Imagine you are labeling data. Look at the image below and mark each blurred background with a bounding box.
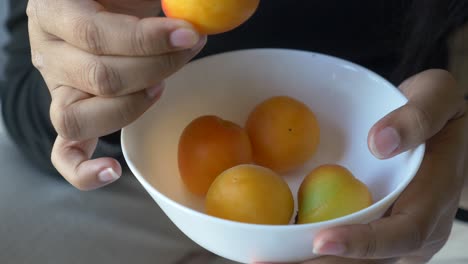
[450,24,468,96]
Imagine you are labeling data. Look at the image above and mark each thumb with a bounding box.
[51,136,122,191]
[368,69,465,159]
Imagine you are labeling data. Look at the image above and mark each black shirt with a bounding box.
[199,1,411,79]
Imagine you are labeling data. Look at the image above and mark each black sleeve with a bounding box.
[0,0,122,176]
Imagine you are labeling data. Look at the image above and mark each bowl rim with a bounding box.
[121,48,426,230]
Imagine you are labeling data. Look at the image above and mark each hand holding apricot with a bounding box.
[27,0,205,191]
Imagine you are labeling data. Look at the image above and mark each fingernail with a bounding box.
[313,240,346,256]
[370,127,400,159]
[146,82,165,99]
[170,28,199,48]
[98,168,120,183]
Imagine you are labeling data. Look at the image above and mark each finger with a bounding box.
[322,119,468,260]
[27,0,201,56]
[51,136,122,191]
[42,38,205,96]
[368,69,466,159]
[312,189,437,260]
[303,256,397,264]
[50,83,165,141]
[255,256,397,264]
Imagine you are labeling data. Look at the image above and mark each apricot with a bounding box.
[246,96,320,173]
[178,115,253,196]
[297,164,373,224]
[161,0,260,35]
[205,164,294,225]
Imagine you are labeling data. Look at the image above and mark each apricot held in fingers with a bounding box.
[162,0,260,35]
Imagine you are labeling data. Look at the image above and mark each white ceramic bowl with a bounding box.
[121,49,425,263]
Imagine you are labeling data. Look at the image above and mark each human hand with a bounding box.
[258,69,468,264]
[27,0,206,190]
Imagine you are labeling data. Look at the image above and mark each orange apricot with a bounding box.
[246,96,320,173]
[297,164,373,224]
[205,164,294,225]
[178,115,253,196]
[161,0,260,35]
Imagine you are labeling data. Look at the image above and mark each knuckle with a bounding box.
[70,180,90,191]
[31,50,45,70]
[50,155,86,191]
[408,104,432,140]
[426,69,459,93]
[161,53,181,74]
[50,148,90,192]
[50,147,60,170]
[410,231,425,252]
[50,102,82,140]
[132,24,150,55]
[85,59,119,96]
[422,69,465,107]
[362,223,377,258]
[26,1,37,19]
[26,0,43,22]
[165,54,178,70]
[75,19,104,54]
[407,219,429,252]
[437,235,450,250]
[131,19,170,55]
[62,172,89,191]
[426,69,454,82]
[118,100,139,125]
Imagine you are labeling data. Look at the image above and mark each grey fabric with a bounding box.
[0,0,9,81]
[0,112,235,264]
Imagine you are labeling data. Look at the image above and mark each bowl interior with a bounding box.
[122,49,424,224]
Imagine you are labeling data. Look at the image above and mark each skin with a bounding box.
[256,69,468,264]
[28,1,468,262]
[27,0,207,190]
